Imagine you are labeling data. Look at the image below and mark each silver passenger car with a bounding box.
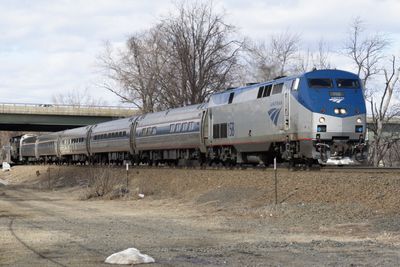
[89,116,138,163]
[135,104,205,163]
[59,126,91,163]
[20,134,38,162]
[36,132,59,162]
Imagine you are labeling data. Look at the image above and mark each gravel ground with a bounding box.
[0,166,400,266]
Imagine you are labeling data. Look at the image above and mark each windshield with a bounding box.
[308,78,333,88]
[336,79,360,89]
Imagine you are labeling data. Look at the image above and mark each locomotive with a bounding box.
[17,69,367,166]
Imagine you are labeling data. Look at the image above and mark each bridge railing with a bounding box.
[0,103,136,117]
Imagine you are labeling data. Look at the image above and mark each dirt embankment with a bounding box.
[4,165,400,218]
[1,166,400,266]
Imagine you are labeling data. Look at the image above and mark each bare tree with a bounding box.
[295,39,332,73]
[270,30,301,76]
[157,1,243,107]
[344,17,388,95]
[52,87,107,107]
[243,40,279,82]
[101,1,243,111]
[344,17,399,166]
[368,57,400,166]
[100,27,166,113]
[243,30,301,83]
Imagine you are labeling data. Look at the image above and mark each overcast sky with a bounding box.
[0,0,399,106]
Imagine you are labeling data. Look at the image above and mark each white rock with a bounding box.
[138,193,145,198]
[2,162,10,172]
[105,248,155,265]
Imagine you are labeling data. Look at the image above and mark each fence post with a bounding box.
[274,157,278,205]
[126,163,129,189]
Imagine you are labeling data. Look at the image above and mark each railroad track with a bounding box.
[25,163,400,173]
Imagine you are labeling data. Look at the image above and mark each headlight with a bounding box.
[319,117,325,123]
[334,108,340,114]
[339,108,346,114]
[356,117,362,123]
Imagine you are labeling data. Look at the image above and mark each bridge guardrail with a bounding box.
[0,103,136,117]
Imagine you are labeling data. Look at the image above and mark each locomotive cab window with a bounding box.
[263,84,272,97]
[271,83,283,95]
[308,78,333,88]
[336,79,360,89]
[228,92,234,104]
[257,86,264,98]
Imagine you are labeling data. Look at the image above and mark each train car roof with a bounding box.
[138,104,205,125]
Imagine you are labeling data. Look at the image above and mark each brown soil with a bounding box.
[1,166,400,266]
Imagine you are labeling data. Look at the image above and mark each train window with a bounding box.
[308,78,333,88]
[213,124,220,139]
[123,131,127,136]
[272,83,283,95]
[108,133,112,138]
[257,86,264,98]
[145,128,151,136]
[182,122,188,132]
[188,122,193,131]
[175,123,182,132]
[228,92,235,104]
[336,79,360,88]
[170,124,175,133]
[151,127,157,135]
[220,123,227,138]
[263,84,272,97]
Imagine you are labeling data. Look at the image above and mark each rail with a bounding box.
[0,102,137,117]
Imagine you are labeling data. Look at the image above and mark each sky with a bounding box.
[0,0,399,106]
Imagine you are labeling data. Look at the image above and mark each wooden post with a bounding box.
[274,157,278,205]
[47,167,51,190]
[126,163,129,189]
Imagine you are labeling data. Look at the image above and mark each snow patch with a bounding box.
[105,248,155,265]
[2,162,10,172]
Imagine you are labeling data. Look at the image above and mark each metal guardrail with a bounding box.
[0,103,137,117]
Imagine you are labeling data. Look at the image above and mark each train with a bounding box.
[11,69,367,167]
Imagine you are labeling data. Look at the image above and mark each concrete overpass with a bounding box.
[0,103,137,131]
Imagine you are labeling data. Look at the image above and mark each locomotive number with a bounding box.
[228,122,235,137]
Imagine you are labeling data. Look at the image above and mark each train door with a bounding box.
[86,125,94,156]
[283,81,291,131]
[130,117,139,154]
[200,109,209,153]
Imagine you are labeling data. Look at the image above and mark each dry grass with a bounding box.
[82,167,128,200]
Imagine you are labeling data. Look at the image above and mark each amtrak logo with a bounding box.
[268,107,281,126]
[329,97,344,103]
